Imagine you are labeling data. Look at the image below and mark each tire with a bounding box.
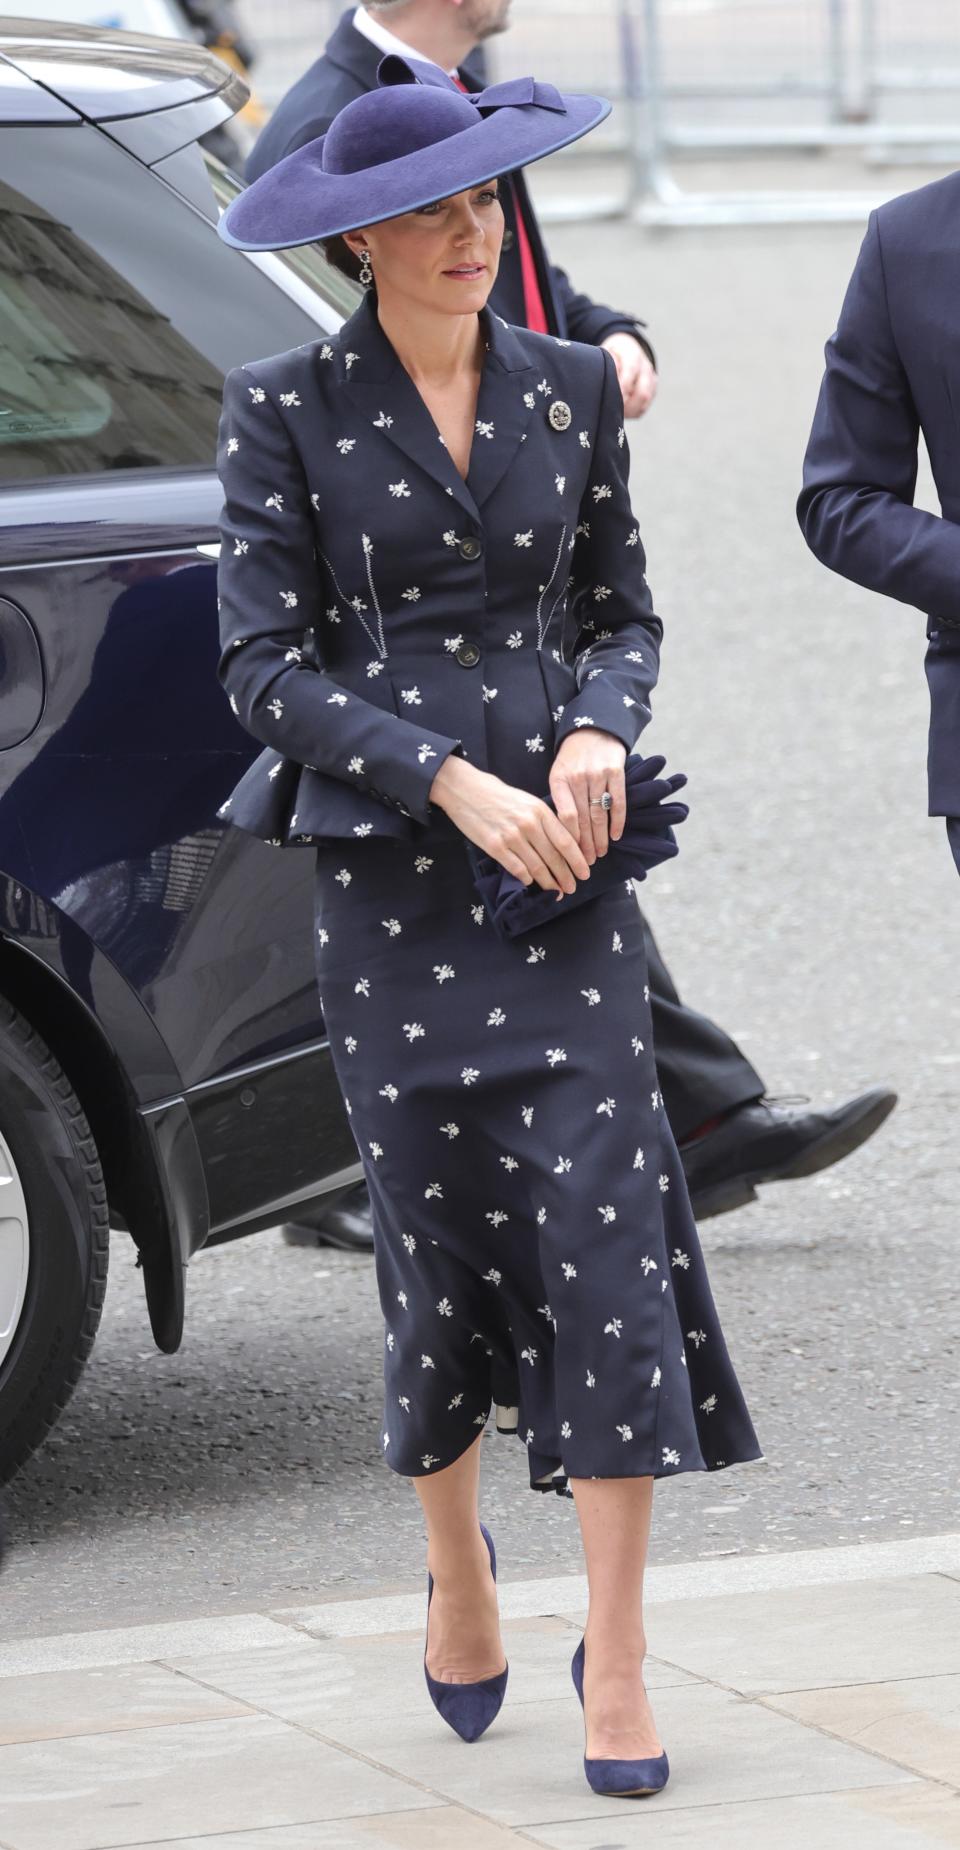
[0,998,109,1483]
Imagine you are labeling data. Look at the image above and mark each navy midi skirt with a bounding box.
[314,833,762,1493]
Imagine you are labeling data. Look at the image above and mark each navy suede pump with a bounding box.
[424,1522,508,1742]
[571,1638,670,1797]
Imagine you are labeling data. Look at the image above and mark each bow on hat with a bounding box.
[377,53,565,114]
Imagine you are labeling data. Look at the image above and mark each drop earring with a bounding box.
[358,248,373,288]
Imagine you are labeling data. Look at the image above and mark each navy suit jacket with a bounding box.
[215,294,662,846]
[245,9,654,362]
[798,173,960,817]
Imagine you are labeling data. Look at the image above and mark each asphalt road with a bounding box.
[4,204,959,1638]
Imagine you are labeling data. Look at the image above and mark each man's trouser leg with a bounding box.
[641,909,765,1145]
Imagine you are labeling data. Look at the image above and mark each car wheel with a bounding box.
[0,998,109,1483]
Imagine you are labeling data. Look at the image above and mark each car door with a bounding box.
[0,120,361,1225]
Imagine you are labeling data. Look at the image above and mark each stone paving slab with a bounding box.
[100,1811,522,1850]
[0,1539,957,1850]
[0,1714,438,1850]
[764,1673,960,1789]
[526,1784,960,1849]
[645,1573,960,1694]
[0,1661,250,1746]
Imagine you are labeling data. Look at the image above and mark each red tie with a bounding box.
[452,75,549,334]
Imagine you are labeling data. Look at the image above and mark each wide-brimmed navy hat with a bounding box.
[219,53,610,251]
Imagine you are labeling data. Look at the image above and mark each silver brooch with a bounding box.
[548,399,572,432]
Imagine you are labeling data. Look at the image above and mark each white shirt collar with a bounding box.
[351,6,458,80]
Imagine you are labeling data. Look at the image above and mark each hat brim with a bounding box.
[219,93,610,251]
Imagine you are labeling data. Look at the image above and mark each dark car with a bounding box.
[0,16,366,1479]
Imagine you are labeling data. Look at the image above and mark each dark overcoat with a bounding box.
[244,9,653,360]
[799,173,960,818]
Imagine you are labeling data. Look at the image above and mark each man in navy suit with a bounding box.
[247,0,658,417]
[263,3,897,1247]
[799,180,960,876]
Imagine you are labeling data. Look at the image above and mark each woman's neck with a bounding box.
[375,294,484,387]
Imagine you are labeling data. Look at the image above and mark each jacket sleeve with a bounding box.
[798,211,960,627]
[554,348,663,752]
[216,365,462,824]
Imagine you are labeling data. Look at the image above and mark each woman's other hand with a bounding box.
[429,758,591,894]
[549,728,627,864]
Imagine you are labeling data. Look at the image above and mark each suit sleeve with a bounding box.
[216,366,462,824]
[554,349,663,752]
[798,210,960,626]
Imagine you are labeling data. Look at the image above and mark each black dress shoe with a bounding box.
[282,1182,375,1253]
[681,1087,897,1221]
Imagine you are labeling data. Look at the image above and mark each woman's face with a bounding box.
[345,183,505,318]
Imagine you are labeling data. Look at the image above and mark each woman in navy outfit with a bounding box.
[215,55,761,1797]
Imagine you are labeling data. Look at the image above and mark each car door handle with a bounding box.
[196,542,221,558]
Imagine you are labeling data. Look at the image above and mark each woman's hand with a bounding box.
[549,728,627,864]
[429,756,591,894]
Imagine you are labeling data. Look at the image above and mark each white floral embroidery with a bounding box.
[264,492,284,512]
[662,1448,681,1467]
[475,419,495,439]
[506,630,523,648]
[233,538,248,556]
[592,483,613,502]
[373,410,393,428]
[226,436,239,455]
[382,918,402,936]
[347,755,364,774]
[604,1318,623,1339]
[616,1423,634,1442]
[434,963,455,983]
[389,480,411,498]
[486,1208,508,1227]
[440,1121,460,1138]
[336,437,356,454]
[561,1261,577,1280]
[267,697,283,720]
[248,384,266,404]
[581,987,601,1006]
[598,1205,617,1223]
[379,1083,398,1102]
[482,685,498,702]
[555,474,566,494]
[545,1047,567,1067]
[417,743,437,763]
[402,587,421,602]
[461,1066,480,1085]
[424,1180,443,1199]
[554,1156,573,1174]
[487,1006,506,1025]
[525,734,545,753]
[400,685,422,704]
[514,530,533,547]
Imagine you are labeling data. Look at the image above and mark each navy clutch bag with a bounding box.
[465,752,689,942]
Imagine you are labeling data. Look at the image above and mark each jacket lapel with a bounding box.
[467,310,540,508]
[337,297,539,515]
[337,295,479,518]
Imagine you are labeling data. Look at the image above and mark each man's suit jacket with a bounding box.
[215,292,661,846]
[798,173,960,817]
[245,9,653,360]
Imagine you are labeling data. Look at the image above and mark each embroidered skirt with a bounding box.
[314,834,762,1492]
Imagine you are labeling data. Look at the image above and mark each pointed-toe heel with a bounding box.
[571,1637,670,1798]
[424,1521,508,1742]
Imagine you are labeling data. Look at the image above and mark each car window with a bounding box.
[205,158,362,323]
[0,126,342,485]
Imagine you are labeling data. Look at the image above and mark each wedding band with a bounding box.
[589,792,613,811]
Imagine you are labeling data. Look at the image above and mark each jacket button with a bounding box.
[455,641,481,668]
[459,534,482,561]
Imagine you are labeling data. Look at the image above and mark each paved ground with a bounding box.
[1,1534,959,1849]
[4,204,959,1634]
